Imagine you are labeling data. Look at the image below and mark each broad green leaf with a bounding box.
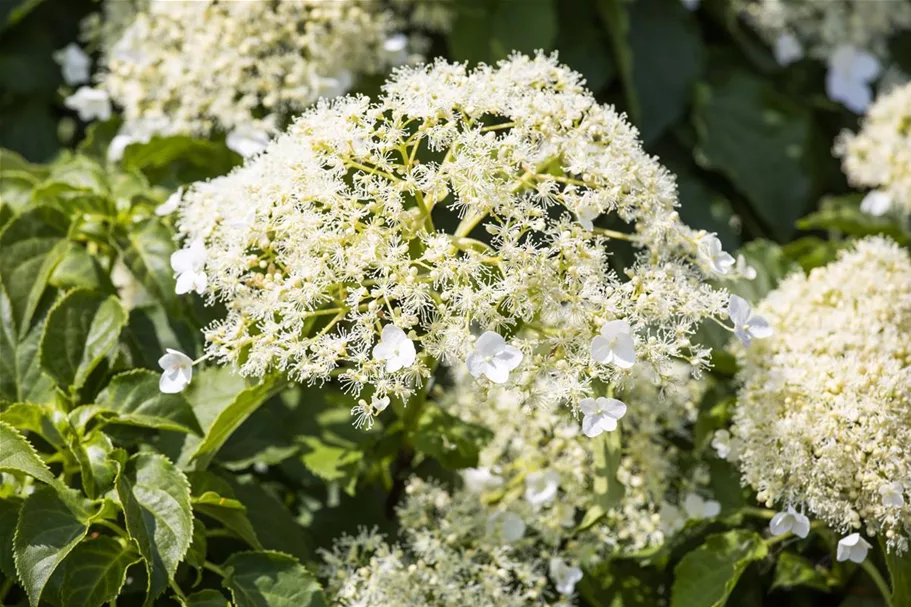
[120,135,242,185]
[771,552,831,593]
[0,420,55,484]
[32,155,109,202]
[72,430,117,500]
[0,497,21,577]
[411,405,492,469]
[0,205,69,336]
[14,486,96,605]
[797,195,910,245]
[59,536,141,607]
[0,281,55,403]
[183,589,231,607]
[185,518,207,571]
[222,551,327,607]
[447,0,557,64]
[299,436,362,493]
[671,530,768,607]
[116,452,193,603]
[191,375,283,470]
[592,426,625,510]
[193,491,262,550]
[115,219,179,310]
[693,70,815,240]
[0,101,59,162]
[882,537,911,607]
[597,0,703,142]
[49,242,110,291]
[40,289,127,391]
[0,402,64,448]
[96,369,202,435]
[555,0,615,92]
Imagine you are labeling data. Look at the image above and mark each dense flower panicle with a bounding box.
[320,366,711,604]
[729,237,911,552]
[739,0,911,62]
[836,82,911,214]
[174,54,734,413]
[93,0,426,145]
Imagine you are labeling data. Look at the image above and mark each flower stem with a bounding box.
[861,560,894,607]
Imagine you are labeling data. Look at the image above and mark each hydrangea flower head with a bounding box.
[730,237,911,552]
[174,53,730,413]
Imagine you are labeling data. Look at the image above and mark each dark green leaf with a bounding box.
[882,537,911,607]
[0,281,55,403]
[39,289,127,391]
[72,429,117,499]
[120,135,242,185]
[14,486,96,605]
[50,242,110,291]
[222,551,327,607]
[693,70,814,240]
[0,205,69,336]
[183,589,231,607]
[0,497,22,577]
[59,536,141,607]
[115,219,179,310]
[190,375,283,470]
[0,101,59,162]
[412,405,492,469]
[598,0,704,142]
[96,369,202,435]
[0,419,55,484]
[671,530,768,607]
[797,195,910,245]
[771,552,832,593]
[192,491,262,550]
[116,452,193,603]
[448,0,557,64]
[592,426,625,510]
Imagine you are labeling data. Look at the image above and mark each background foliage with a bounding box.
[1,0,910,606]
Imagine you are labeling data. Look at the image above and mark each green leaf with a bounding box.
[299,437,363,494]
[592,426,625,510]
[0,402,64,448]
[72,430,117,500]
[116,452,193,603]
[447,0,557,64]
[222,551,327,607]
[411,404,492,469]
[120,135,242,185]
[0,497,22,577]
[192,491,262,550]
[0,101,59,162]
[598,0,704,142]
[0,419,55,484]
[730,239,798,303]
[693,70,815,240]
[185,518,207,572]
[49,242,110,291]
[0,205,69,336]
[183,589,231,607]
[40,289,127,391]
[797,195,910,245]
[882,537,911,607]
[14,486,96,606]
[59,536,141,607]
[555,0,615,92]
[115,219,179,310]
[191,375,283,470]
[771,552,831,593]
[32,155,109,201]
[671,530,768,607]
[0,281,55,403]
[96,369,202,435]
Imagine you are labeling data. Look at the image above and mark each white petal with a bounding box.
[381,324,407,345]
[582,414,604,438]
[609,334,636,368]
[466,352,486,378]
[175,272,197,295]
[734,327,753,349]
[600,319,631,338]
[602,398,627,420]
[484,359,511,384]
[475,331,505,355]
[728,295,752,326]
[861,190,892,216]
[774,33,803,66]
[590,335,612,363]
[373,340,396,361]
[851,50,881,82]
[702,500,721,518]
[769,512,792,536]
[747,316,773,339]
[384,356,404,373]
[579,398,597,415]
[496,345,523,371]
[597,415,618,434]
[397,339,417,368]
[792,513,810,539]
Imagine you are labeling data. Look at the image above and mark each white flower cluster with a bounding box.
[729,237,911,552]
[320,365,714,604]
[93,0,426,154]
[739,0,911,112]
[836,81,911,216]
[171,54,735,412]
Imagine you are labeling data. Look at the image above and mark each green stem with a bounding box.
[0,578,14,603]
[169,579,187,602]
[861,560,894,607]
[204,561,227,577]
[94,519,128,538]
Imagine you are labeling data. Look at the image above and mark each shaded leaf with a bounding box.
[183,589,231,607]
[14,486,96,605]
[412,405,492,470]
[882,537,911,607]
[96,369,202,435]
[40,289,127,391]
[671,530,768,607]
[60,536,141,607]
[222,551,327,607]
[772,552,831,593]
[0,419,55,484]
[116,452,193,603]
[115,219,179,310]
[0,281,55,403]
[592,426,625,510]
[0,497,22,577]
